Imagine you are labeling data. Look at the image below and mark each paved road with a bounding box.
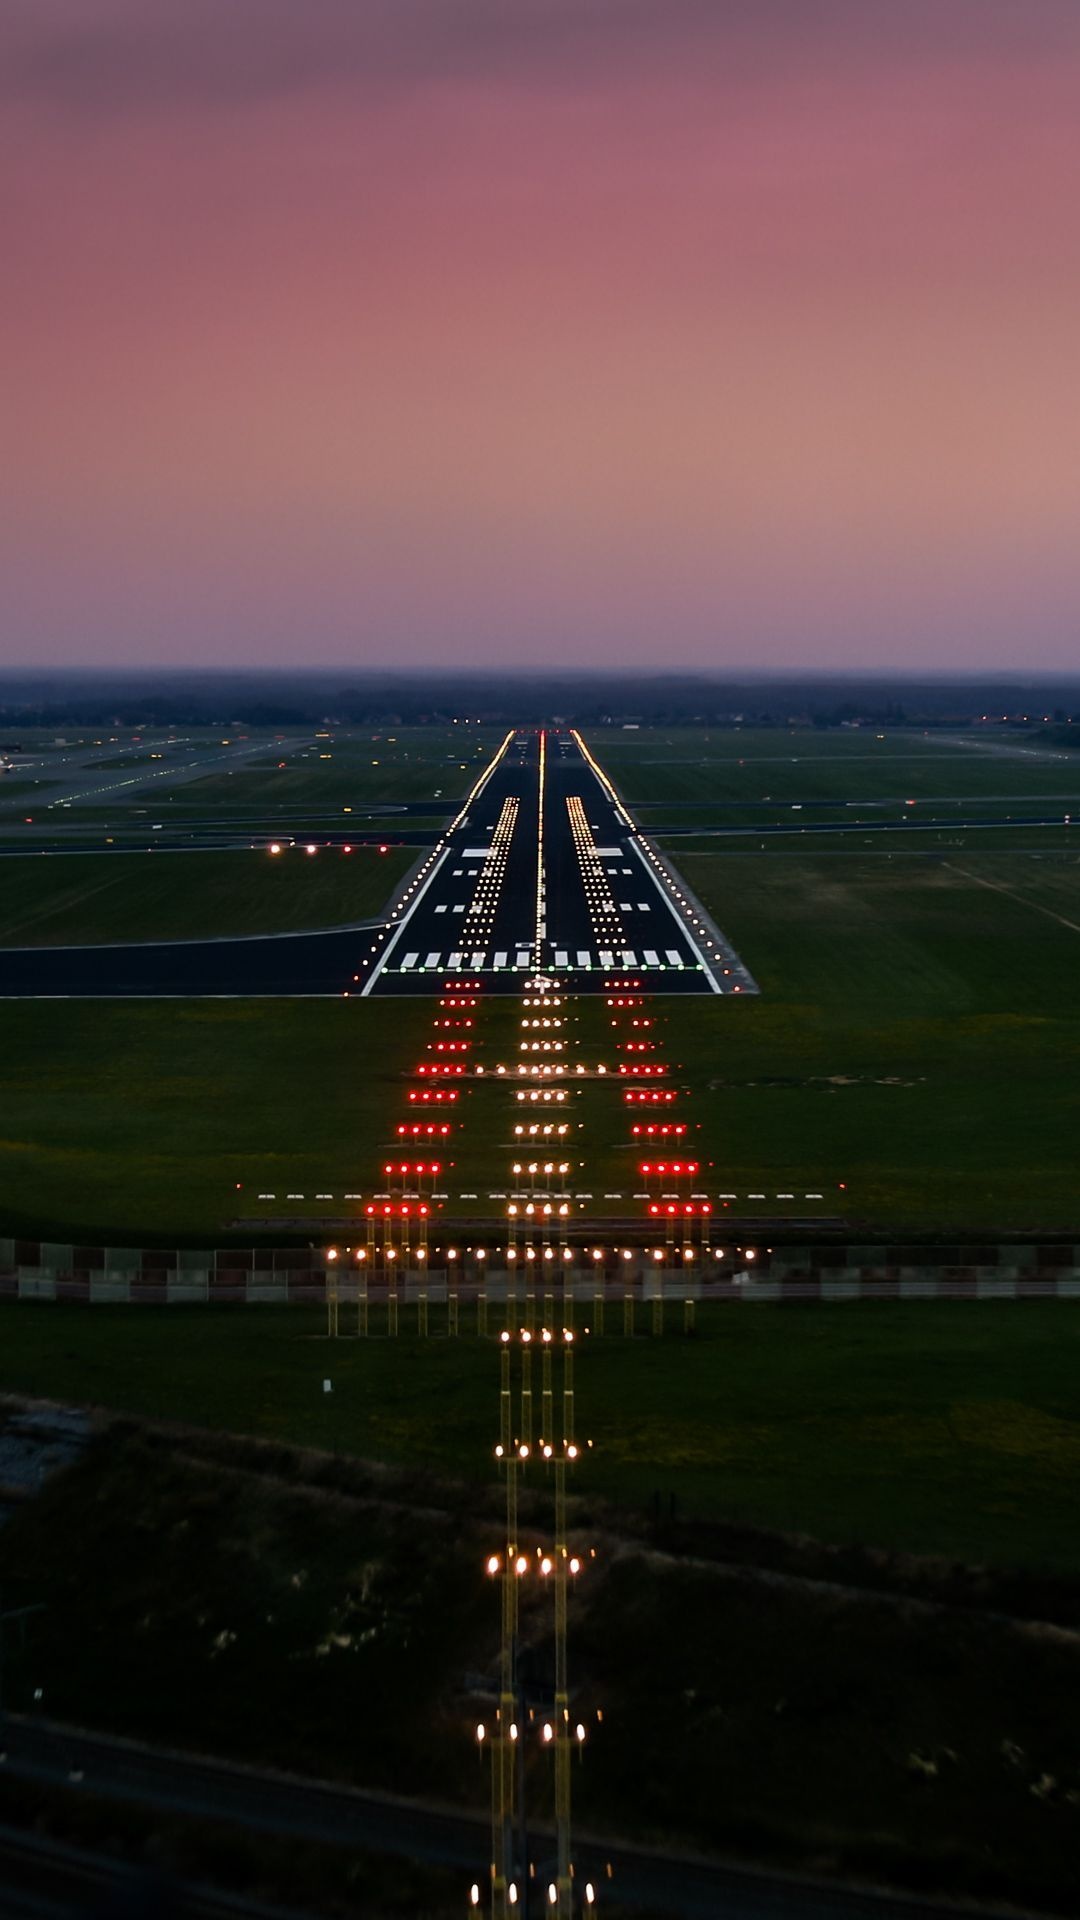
[0,1716,1020,1920]
[0,918,389,999]
[0,730,756,998]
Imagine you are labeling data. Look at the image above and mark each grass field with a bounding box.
[3,1300,1080,1571]
[600,725,1080,802]
[604,726,1080,842]
[0,846,414,946]
[0,1000,447,1242]
[662,846,1080,1229]
[0,777,63,807]
[2,723,1080,1239]
[147,726,502,815]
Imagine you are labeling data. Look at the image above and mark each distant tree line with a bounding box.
[0,671,1077,733]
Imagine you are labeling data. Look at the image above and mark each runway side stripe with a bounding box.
[358,843,455,997]
[360,731,517,997]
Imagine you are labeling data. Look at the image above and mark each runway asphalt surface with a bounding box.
[362,728,755,997]
[0,729,756,998]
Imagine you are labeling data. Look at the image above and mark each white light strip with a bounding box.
[359,730,515,997]
[628,838,723,994]
[447,729,515,833]
[570,727,633,828]
[533,728,547,971]
[572,726,727,995]
[463,795,518,944]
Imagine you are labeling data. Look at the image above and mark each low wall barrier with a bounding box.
[3,1237,1080,1307]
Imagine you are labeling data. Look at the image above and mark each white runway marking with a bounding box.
[943,860,1080,936]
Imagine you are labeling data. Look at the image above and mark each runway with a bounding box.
[0,730,755,998]
[361,728,755,996]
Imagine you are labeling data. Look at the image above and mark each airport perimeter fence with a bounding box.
[4,1237,1080,1306]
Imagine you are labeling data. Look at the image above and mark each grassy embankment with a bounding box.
[3,1301,1080,1571]
[2,1410,1080,1914]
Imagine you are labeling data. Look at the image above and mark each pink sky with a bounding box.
[3,0,1080,672]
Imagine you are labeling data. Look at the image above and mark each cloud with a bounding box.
[3,0,1080,115]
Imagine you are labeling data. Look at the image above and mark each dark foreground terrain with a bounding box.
[3,1409,1080,1916]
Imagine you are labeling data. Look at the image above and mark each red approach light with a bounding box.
[379,844,389,853]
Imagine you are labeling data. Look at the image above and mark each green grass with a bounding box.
[158,727,502,814]
[649,848,1080,1231]
[0,777,62,807]
[4,1301,1080,1571]
[0,846,414,946]
[3,843,1080,1237]
[0,1000,439,1241]
[3,723,1080,1241]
